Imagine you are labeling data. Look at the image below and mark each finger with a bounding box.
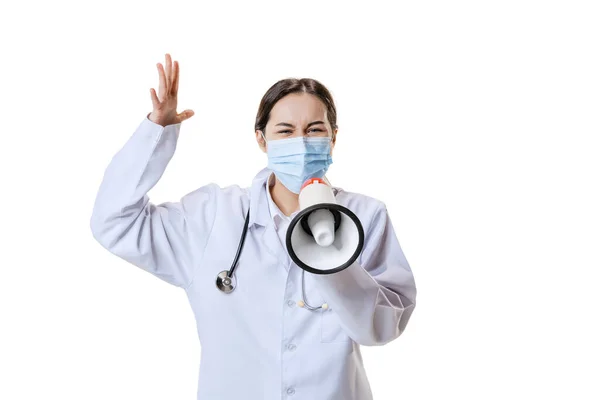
[150,88,160,109]
[170,56,177,89]
[177,109,194,122]
[165,53,172,92]
[157,63,167,101]
[172,60,179,95]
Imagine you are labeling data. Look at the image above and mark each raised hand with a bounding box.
[148,53,194,126]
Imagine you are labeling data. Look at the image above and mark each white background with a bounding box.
[1,0,598,399]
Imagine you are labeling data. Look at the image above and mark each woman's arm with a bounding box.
[313,203,417,346]
[89,115,217,288]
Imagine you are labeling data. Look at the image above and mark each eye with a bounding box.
[308,128,324,133]
[277,130,293,134]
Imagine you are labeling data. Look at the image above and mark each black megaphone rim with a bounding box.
[285,203,365,275]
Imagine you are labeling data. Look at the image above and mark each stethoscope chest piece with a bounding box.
[216,270,237,293]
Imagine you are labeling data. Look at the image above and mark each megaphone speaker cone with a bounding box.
[286,203,365,275]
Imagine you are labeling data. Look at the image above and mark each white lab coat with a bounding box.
[90,114,417,400]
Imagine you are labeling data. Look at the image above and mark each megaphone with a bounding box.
[286,178,365,275]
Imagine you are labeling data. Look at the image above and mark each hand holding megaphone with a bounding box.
[286,178,365,275]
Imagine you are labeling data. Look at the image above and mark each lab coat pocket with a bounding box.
[321,309,351,343]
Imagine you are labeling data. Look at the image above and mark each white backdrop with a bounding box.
[1,0,598,399]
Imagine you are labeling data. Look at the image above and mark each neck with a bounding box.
[270,178,300,216]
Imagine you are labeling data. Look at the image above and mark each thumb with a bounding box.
[177,109,195,122]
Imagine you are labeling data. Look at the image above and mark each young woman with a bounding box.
[90,53,417,400]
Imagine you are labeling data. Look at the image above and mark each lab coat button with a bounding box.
[286,387,296,395]
[287,300,295,307]
[287,343,296,351]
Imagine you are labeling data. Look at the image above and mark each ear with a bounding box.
[330,128,337,152]
[256,129,267,153]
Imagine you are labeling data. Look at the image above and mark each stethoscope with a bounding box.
[215,209,328,311]
[215,209,250,294]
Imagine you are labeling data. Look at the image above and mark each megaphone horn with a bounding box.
[286,178,365,275]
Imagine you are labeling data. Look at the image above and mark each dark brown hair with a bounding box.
[254,78,338,135]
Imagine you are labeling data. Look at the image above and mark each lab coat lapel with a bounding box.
[260,220,290,273]
[249,167,290,273]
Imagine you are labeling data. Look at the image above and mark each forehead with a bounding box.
[268,93,327,124]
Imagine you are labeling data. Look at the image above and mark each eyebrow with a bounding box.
[275,121,325,128]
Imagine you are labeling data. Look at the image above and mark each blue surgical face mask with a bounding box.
[263,134,333,194]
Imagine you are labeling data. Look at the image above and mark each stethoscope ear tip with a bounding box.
[297,299,329,310]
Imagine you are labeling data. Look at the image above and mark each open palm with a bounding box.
[149,53,194,126]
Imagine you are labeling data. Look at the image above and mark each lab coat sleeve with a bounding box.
[90,114,217,289]
[312,203,417,346]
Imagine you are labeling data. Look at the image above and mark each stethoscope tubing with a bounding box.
[217,207,327,311]
[227,209,251,278]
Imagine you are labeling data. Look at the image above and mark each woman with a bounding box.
[90,53,417,400]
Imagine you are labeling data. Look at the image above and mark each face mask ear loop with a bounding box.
[323,131,334,189]
[261,131,268,149]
